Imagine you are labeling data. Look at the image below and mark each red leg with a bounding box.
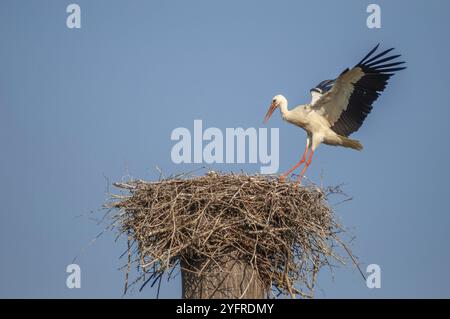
[297,149,314,183]
[280,145,309,181]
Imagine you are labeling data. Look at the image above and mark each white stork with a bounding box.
[264,44,406,182]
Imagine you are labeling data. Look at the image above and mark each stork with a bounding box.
[264,44,406,182]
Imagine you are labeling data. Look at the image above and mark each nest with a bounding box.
[108,172,354,298]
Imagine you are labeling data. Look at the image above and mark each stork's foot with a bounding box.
[279,174,304,185]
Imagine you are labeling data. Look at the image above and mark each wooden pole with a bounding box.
[181,253,267,299]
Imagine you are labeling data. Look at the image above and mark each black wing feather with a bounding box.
[310,79,335,94]
[363,48,395,65]
[330,45,406,137]
[356,43,380,65]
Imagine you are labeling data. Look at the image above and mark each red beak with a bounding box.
[264,102,277,123]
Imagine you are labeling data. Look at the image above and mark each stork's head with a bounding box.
[264,94,287,123]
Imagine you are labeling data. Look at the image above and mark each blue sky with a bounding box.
[1,0,449,298]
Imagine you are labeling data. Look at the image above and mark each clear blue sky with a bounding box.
[1,0,449,298]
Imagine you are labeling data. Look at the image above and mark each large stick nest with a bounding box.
[108,172,353,298]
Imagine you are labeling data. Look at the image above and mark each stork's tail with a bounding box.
[339,135,363,150]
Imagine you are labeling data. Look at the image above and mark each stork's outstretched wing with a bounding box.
[310,44,406,137]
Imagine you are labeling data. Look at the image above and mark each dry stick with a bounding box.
[333,234,366,281]
[123,232,132,295]
[239,267,255,299]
